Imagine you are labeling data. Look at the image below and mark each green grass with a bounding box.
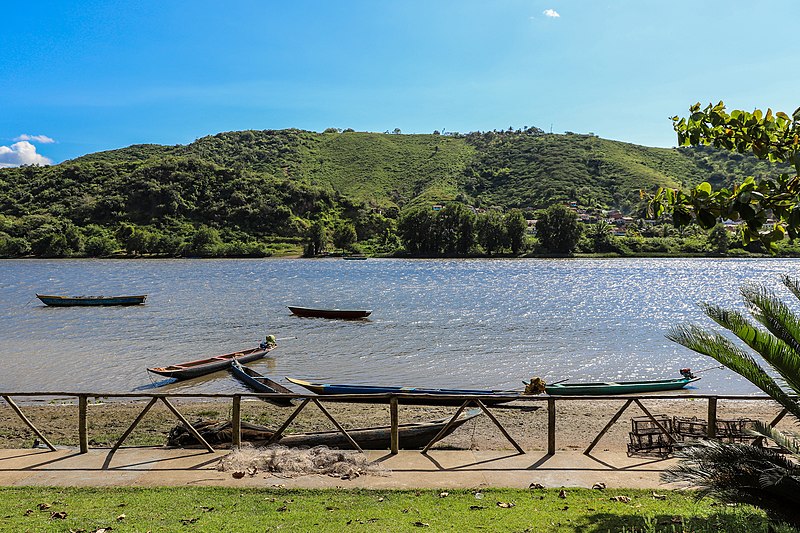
[0,487,782,532]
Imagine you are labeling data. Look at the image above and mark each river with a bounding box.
[1,257,797,395]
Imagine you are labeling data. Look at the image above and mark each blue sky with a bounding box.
[2,0,799,166]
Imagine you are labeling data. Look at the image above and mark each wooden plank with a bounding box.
[311,399,363,453]
[754,407,788,447]
[390,397,399,454]
[267,399,310,445]
[78,395,88,454]
[1,395,56,451]
[633,399,676,443]
[160,398,215,453]
[110,397,158,453]
[584,399,633,455]
[231,395,241,448]
[474,399,524,454]
[547,397,556,455]
[421,400,470,454]
[707,397,717,439]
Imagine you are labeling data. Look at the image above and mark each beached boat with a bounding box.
[167,410,482,449]
[148,344,277,381]
[544,376,700,396]
[288,306,372,319]
[230,359,294,407]
[342,254,367,260]
[286,377,519,405]
[36,294,147,306]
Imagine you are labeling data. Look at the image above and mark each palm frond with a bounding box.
[662,440,800,523]
[782,275,800,303]
[666,324,800,419]
[749,421,800,456]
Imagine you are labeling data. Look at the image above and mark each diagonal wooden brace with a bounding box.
[421,400,471,454]
[633,399,676,443]
[110,397,158,453]
[267,398,310,445]
[584,399,633,455]
[311,399,363,453]
[473,399,524,454]
[2,395,56,451]
[160,397,214,453]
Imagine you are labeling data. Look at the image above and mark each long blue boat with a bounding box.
[37,294,147,306]
[285,377,519,405]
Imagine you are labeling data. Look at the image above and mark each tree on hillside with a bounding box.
[585,219,613,253]
[707,223,730,255]
[536,204,581,254]
[505,209,528,254]
[306,221,328,256]
[650,102,800,251]
[398,207,437,255]
[476,210,507,255]
[437,203,475,255]
[332,221,357,251]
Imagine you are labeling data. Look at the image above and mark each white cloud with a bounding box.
[0,141,53,168]
[14,133,55,144]
[543,8,560,18]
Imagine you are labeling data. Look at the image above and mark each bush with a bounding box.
[84,235,118,257]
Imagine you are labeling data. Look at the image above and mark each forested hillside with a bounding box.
[0,128,787,257]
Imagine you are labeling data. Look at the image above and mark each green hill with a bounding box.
[0,128,788,257]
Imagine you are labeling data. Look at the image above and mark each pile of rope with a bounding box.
[218,444,390,478]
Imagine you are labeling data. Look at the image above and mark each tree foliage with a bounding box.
[650,102,800,251]
[535,204,581,254]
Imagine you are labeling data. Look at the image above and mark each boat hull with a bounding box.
[286,377,519,406]
[288,306,371,319]
[167,411,481,449]
[37,294,147,306]
[230,360,294,407]
[545,377,700,396]
[148,346,275,381]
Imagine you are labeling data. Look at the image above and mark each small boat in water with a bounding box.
[540,371,700,396]
[167,410,482,449]
[286,377,520,405]
[342,254,367,260]
[230,359,294,407]
[148,341,277,381]
[37,294,147,306]
[288,306,371,319]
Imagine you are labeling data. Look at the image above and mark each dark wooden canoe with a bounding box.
[230,359,294,407]
[167,410,482,449]
[148,345,276,381]
[37,294,147,306]
[286,377,520,406]
[288,306,371,319]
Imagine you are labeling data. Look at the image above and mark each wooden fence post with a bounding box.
[78,395,88,454]
[547,397,556,455]
[707,397,717,439]
[390,397,399,454]
[232,395,241,447]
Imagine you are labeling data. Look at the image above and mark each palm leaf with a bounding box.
[666,324,800,419]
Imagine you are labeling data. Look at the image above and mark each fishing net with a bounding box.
[217,444,391,478]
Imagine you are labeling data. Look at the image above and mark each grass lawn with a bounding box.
[0,487,783,532]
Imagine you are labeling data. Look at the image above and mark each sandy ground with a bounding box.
[0,395,789,453]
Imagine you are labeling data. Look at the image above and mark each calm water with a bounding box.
[1,257,798,395]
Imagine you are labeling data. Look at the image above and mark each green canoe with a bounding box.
[545,376,700,396]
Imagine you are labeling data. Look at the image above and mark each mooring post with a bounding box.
[547,397,556,455]
[389,397,399,454]
[707,396,717,439]
[78,395,88,454]
[232,395,241,447]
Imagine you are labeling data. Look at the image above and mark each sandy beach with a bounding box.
[0,395,788,453]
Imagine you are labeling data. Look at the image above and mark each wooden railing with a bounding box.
[0,392,786,456]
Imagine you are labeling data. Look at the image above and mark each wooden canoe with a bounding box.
[167,410,482,449]
[37,294,147,306]
[545,377,700,396]
[286,377,520,406]
[148,345,276,381]
[288,306,371,319]
[230,359,294,407]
